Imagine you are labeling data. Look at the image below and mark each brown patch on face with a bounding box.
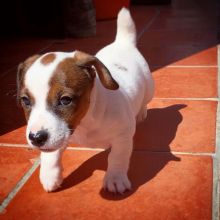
[40,53,56,65]
[47,57,95,130]
[17,55,40,121]
[19,88,35,120]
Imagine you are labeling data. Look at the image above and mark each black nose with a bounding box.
[29,130,48,147]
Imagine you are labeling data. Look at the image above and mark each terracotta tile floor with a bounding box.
[0,0,219,219]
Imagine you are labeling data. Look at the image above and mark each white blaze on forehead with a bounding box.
[25,52,76,103]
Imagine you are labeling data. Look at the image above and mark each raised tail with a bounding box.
[115,7,137,46]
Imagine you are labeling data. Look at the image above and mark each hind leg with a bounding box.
[137,80,154,123]
[136,104,147,123]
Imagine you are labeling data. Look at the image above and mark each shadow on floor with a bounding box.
[134,104,186,151]
[0,94,25,136]
[58,104,185,200]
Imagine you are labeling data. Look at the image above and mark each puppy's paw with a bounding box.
[40,168,63,192]
[103,171,131,194]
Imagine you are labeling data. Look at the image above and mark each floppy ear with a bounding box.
[74,51,119,90]
[17,55,40,106]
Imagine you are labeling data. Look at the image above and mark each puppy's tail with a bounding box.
[115,7,137,46]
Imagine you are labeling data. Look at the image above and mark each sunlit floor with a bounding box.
[0,0,219,219]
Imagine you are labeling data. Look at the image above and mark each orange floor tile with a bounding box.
[0,147,39,204]
[0,126,27,145]
[153,67,218,98]
[135,99,217,153]
[0,150,213,220]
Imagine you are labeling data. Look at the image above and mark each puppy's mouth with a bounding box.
[40,148,58,153]
[31,138,69,153]
[29,144,60,153]
[28,138,64,152]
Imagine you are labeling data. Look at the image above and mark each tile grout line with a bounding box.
[157,151,214,157]
[212,44,220,220]
[213,157,219,220]
[0,158,40,213]
[67,147,105,151]
[66,147,215,156]
[37,40,57,54]
[137,8,161,40]
[0,143,216,156]
[154,97,220,101]
[159,65,218,68]
[150,65,218,69]
[0,143,29,148]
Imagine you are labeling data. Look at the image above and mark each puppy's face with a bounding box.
[17,51,118,152]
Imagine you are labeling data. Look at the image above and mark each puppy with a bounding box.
[17,8,154,194]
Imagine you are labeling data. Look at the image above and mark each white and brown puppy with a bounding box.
[17,8,154,193]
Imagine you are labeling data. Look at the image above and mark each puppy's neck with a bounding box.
[76,77,107,130]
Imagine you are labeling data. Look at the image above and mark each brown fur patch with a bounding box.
[19,88,35,120]
[74,51,119,90]
[17,55,40,121]
[41,53,56,65]
[47,57,95,130]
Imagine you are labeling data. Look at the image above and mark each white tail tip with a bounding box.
[115,7,136,45]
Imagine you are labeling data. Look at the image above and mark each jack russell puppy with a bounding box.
[17,8,154,194]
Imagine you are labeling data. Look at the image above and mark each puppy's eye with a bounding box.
[59,96,73,106]
[21,96,31,107]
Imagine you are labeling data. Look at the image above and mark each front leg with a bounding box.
[103,137,133,194]
[40,148,64,192]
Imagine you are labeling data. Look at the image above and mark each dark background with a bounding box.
[0,0,172,38]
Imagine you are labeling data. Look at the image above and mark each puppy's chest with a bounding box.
[70,126,110,149]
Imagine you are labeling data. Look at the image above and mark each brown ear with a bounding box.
[17,55,40,105]
[74,51,119,90]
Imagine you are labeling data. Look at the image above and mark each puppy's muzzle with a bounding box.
[29,130,49,147]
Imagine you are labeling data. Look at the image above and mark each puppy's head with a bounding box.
[17,51,118,152]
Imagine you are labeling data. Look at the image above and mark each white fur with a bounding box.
[26,8,154,193]
[40,148,64,192]
[115,7,137,45]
